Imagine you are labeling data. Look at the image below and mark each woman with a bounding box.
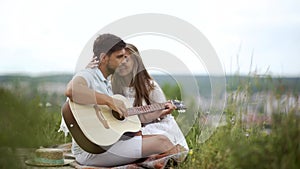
[111,43,189,151]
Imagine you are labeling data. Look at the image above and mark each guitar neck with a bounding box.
[127,103,166,116]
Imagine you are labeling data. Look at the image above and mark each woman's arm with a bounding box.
[138,81,175,123]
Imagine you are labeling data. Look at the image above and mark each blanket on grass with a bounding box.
[47,143,188,169]
[69,150,188,169]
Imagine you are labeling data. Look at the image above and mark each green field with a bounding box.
[0,74,299,168]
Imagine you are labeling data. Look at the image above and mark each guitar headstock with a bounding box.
[171,100,187,113]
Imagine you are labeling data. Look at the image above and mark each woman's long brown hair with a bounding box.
[111,43,154,106]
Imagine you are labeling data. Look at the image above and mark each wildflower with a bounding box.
[189,149,193,155]
[231,117,235,124]
[45,102,52,107]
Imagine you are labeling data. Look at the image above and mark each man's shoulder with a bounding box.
[75,68,106,85]
[75,68,96,78]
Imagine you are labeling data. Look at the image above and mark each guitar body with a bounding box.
[62,94,141,154]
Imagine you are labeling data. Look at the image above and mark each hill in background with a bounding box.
[1,73,299,97]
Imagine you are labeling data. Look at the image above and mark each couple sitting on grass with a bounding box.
[59,33,189,168]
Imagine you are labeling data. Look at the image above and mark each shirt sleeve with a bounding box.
[74,69,93,88]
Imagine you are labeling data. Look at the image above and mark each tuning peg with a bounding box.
[178,109,186,113]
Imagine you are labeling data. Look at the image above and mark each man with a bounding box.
[63,33,178,167]
[65,34,128,117]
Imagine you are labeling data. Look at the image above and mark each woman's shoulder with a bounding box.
[149,79,160,87]
[146,79,163,92]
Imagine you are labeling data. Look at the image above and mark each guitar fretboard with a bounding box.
[127,103,166,116]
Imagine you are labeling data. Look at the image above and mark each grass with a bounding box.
[0,87,71,168]
[171,75,300,169]
[177,110,299,169]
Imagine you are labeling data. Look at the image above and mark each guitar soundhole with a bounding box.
[112,110,125,121]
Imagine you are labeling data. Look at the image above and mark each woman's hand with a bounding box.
[86,56,99,68]
[160,101,176,118]
[138,101,176,123]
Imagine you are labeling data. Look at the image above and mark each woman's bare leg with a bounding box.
[141,135,175,157]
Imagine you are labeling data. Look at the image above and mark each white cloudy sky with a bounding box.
[0,0,299,76]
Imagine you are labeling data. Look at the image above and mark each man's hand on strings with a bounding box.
[108,97,128,118]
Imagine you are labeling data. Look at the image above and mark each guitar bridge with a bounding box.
[93,105,110,129]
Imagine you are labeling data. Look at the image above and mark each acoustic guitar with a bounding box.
[62,94,186,154]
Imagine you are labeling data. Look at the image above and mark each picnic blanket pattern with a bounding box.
[69,150,188,169]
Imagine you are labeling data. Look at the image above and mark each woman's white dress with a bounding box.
[123,80,189,150]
